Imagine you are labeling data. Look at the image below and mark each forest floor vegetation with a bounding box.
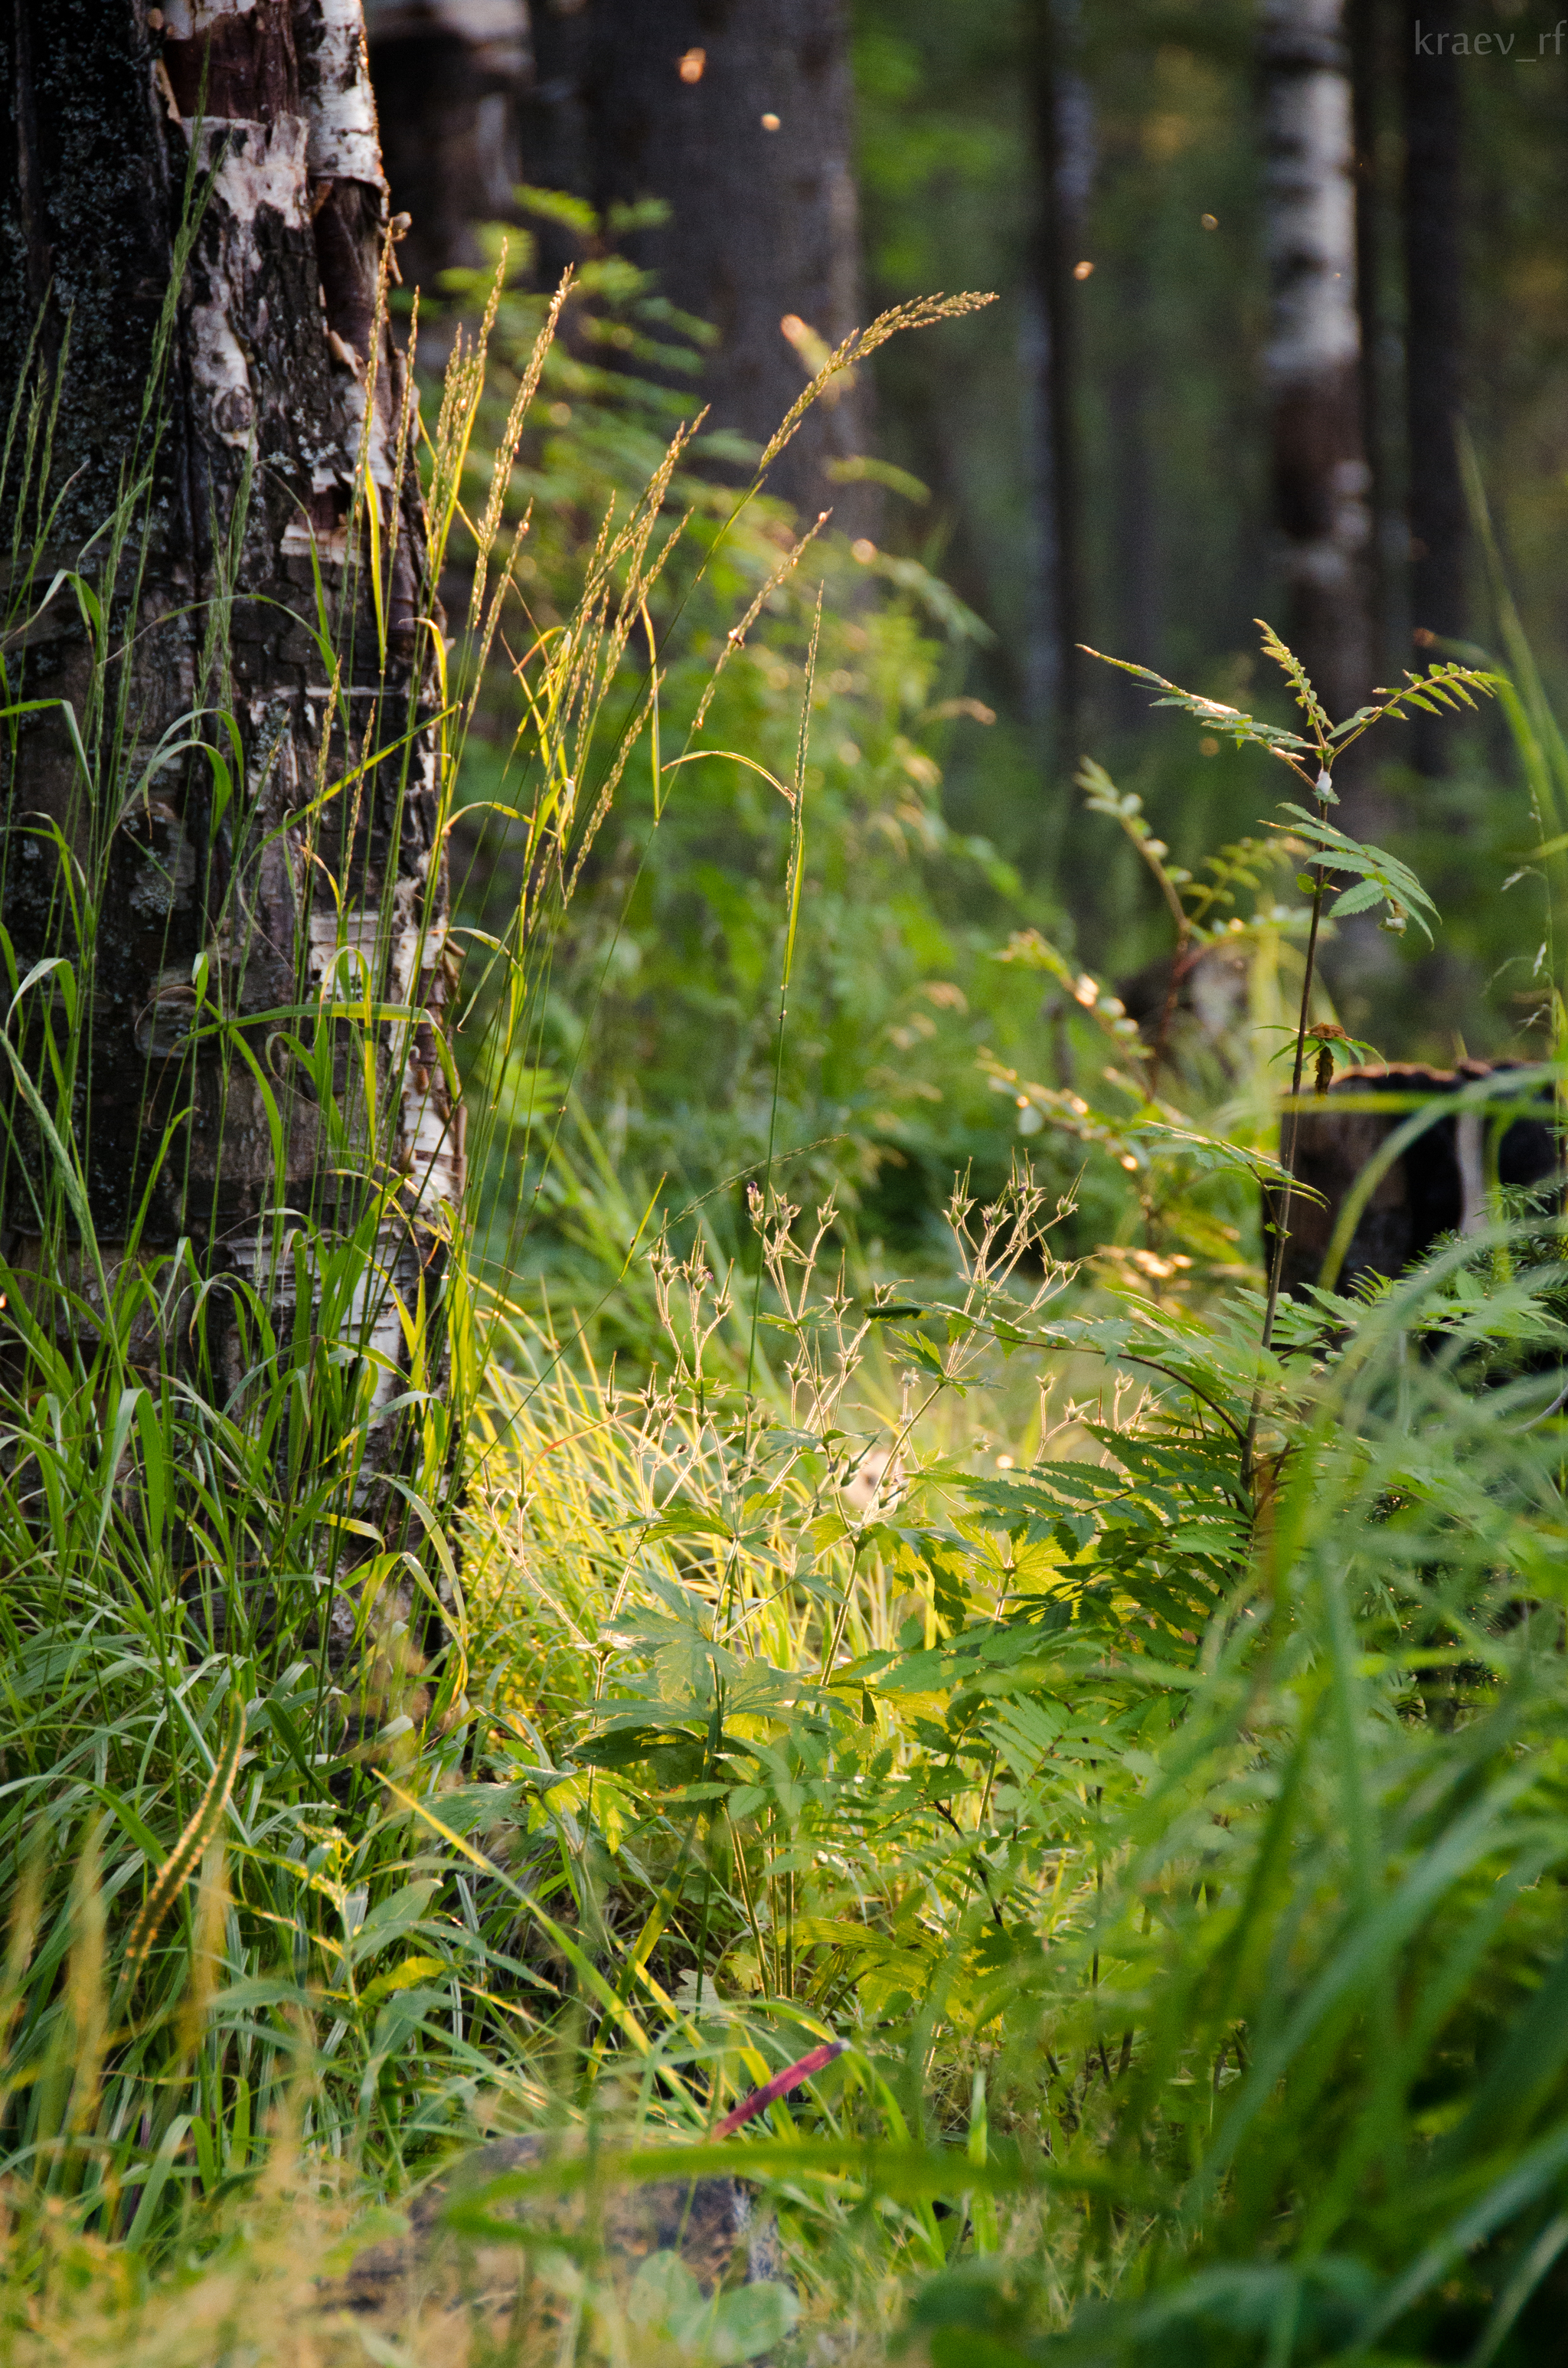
[5,251,1568,2367]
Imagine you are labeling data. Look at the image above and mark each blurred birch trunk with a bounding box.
[1260,0,1377,812]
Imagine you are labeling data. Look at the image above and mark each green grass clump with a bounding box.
[6,238,1568,2368]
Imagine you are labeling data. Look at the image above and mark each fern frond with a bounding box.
[1080,646,1314,759]
[1256,619,1334,742]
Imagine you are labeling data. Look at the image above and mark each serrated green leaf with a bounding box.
[1328,877,1387,918]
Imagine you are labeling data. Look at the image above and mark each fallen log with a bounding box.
[1266,1061,1560,1298]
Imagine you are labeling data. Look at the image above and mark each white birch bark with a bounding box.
[0,0,462,1609]
[1260,0,1375,738]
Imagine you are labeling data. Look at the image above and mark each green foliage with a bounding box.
[853,0,1568,1075]
[11,198,1568,2368]
[430,224,1060,1306]
[455,1166,1568,2366]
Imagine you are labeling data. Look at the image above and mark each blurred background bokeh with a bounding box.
[362,0,1568,1296]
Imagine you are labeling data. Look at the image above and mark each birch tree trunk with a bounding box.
[0,2,459,1568]
[1260,0,1377,795]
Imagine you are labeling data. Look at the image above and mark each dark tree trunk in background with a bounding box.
[1021,0,1090,764]
[1108,247,1158,733]
[0,2,458,1522]
[1259,0,1377,811]
[1403,0,1465,774]
[515,0,868,525]
[1348,0,1392,685]
[365,0,531,295]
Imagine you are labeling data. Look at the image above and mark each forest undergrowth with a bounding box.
[6,241,1568,2368]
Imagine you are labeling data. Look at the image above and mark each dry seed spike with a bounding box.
[469,267,574,630]
[124,1699,247,1980]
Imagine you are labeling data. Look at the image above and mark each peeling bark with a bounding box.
[0,1,460,1568]
[1348,0,1393,687]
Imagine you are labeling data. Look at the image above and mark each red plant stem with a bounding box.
[712,2039,847,2138]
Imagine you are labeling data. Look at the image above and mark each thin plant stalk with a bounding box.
[1243,804,1331,1496]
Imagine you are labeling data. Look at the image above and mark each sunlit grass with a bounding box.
[6,209,1568,2368]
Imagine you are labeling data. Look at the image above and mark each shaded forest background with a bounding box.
[364,0,1568,1278]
